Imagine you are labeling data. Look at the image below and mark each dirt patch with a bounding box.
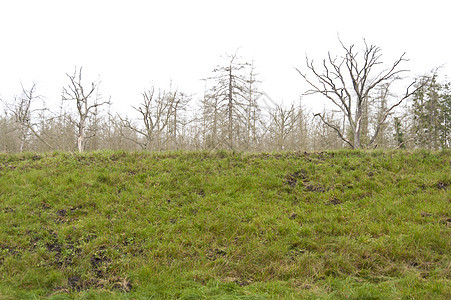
[68,275,81,291]
[437,182,448,190]
[63,275,132,293]
[304,183,326,193]
[31,155,42,161]
[285,169,307,187]
[55,209,68,224]
[328,196,342,205]
[286,174,299,187]
[42,231,81,267]
[206,248,227,261]
[111,277,133,292]
[57,209,67,217]
[224,276,252,287]
[440,218,451,227]
[90,246,112,278]
[0,245,19,263]
[285,169,327,192]
[46,241,63,266]
[42,202,52,210]
[70,205,83,211]
[110,153,127,161]
[2,207,15,213]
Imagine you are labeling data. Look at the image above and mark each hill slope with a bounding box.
[0,150,450,299]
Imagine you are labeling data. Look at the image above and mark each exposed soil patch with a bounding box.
[42,231,81,267]
[421,212,433,217]
[110,153,127,161]
[440,218,451,227]
[304,183,326,193]
[63,275,132,293]
[197,189,206,197]
[68,275,81,291]
[437,182,448,190]
[90,246,111,278]
[41,202,52,210]
[57,209,67,217]
[111,277,133,292]
[70,205,83,211]
[2,207,15,213]
[31,155,42,161]
[285,168,328,192]
[286,174,299,187]
[224,276,252,287]
[328,196,342,205]
[207,248,227,261]
[0,245,19,263]
[286,169,307,187]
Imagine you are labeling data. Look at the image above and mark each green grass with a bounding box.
[0,150,449,299]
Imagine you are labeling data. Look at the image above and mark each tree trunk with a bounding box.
[228,67,233,150]
[78,116,86,152]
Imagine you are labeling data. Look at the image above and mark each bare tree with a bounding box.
[119,86,182,151]
[166,89,190,150]
[370,83,392,148]
[1,83,54,152]
[207,51,251,150]
[38,108,75,151]
[244,61,262,150]
[62,67,109,152]
[0,108,17,152]
[199,81,222,150]
[266,103,296,151]
[296,38,420,149]
[291,98,310,151]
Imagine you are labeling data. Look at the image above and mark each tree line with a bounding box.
[1,40,450,153]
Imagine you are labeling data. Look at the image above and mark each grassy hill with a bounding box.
[0,150,450,299]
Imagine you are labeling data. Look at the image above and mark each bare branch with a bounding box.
[298,38,413,149]
[313,113,354,148]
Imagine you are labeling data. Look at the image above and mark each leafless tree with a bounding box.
[266,103,297,151]
[0,109,16,152]
[119,86,183,151]
[1,83,54,152]
[199,81,222,150]
[167,90,190,150]
[207,52,251,150]
[244,61,262,150]
[62,67,109,152]
[38,109,75,151]
[296,38,421,149]
[370,83,393,148]
[288,99,310,151]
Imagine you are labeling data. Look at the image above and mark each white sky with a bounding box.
[0,0,449,115]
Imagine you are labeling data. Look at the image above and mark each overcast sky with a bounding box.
[0,0,449,115]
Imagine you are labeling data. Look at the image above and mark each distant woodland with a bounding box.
[1,40,450,152]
